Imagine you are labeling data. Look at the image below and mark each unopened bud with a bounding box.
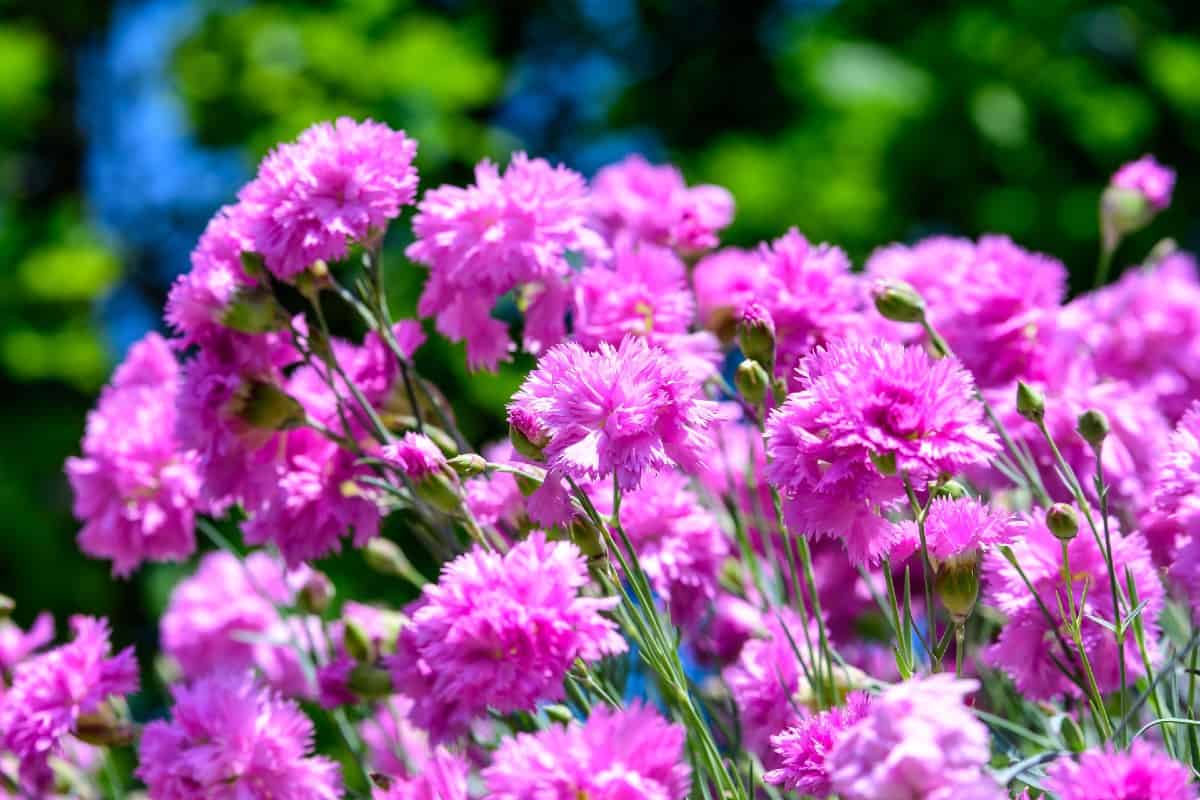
[568,519,606,560]
[1016,381,1045,424]
[873,279,926,323]
[1147,237,1179,266]
[448,453,487,478]
[544,704,574,724]
[347,664,393,699]
[0,593,13,619]
[1101,185,1155,247]
[239,251,268,281]
[74,709,136,747]
[1046,503,1079,541]
[221,285,288,334]
[870,450,897,477]
[735,359,770,405]
[236,380,307,431]
[737,302,776,373]
[935,556,980,622]
[1077,409,1110,449]
[364,538,417,580]
[1060,714,1087,753]
[415,472,462,514]
[343,619,374,663]
[509,424,547,462]
[297,571,334,615]
[932,479,969,501]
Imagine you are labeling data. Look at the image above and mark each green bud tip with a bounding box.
[544,704,575,724]
[932,479,969,501]
[509,422,548,463]
[1076,409,1110,449]
[1101,185,1156,245]
[1015,380,1046,424]
[343,618,374,663]
[872,279,926,323]
[734,359,770,405]
[1046,503,1079,541]
[1059,714,1087,753]
[447,453,487,478]
[870,450,898,477]
[347,664,393,699]
[364,537,415,579]
[234,380,307,431]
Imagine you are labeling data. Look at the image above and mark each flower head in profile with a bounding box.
[1045,741,1195,800]
[1111,154,1176,212]
[0,617,138,791]
[827,675,1003,800]
[409,152,608,370]
[240,117,418,280]
[765,692,871,798]
[66,333,201,576]
[381,432,448,480]
[892,496,1020,565]
[137,672,341,800]
[387,533,625,742]
[483,703,690,800]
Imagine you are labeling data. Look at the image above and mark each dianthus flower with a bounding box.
[160,551,317,698]
[387,533,625,741]
[765,338,997,565]
[866,235,1066,387]
[1057,252,1200,422]
[381,432,447,479]
[892,496,1020,565]
[508,336,718,501]
[691,247,765,336]
[573,243,719,379]
[1045,741,1194,800]
[1158,403,1200,612]
[0,613,52,676]
[984,507,1163,699]
[463,442,525,529]
[359,699,432,779]
[137,672,341,800]
[1111,154,1176,211]
[372,748,470,800]
[591,153,732,253]
[0,617,137,791]
[66,333,201,576]
[483,703,691,800]
[239,117,418,280]
[765,692,871,798]
[408,152,608,370]
[827,675,1003,800]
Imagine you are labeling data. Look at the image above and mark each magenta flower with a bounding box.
[0,617,137,790]
[463,441,525,528]
[239,117,418,280]
[765,338,997,565]
[387,533,625,742]
[1045,741,1195,800]
[1153,401,1200,537]
[508,336,719,493]
[359,699,433,780]
[984,507,1163,699]
[408,152,608,370]
[1111,154,1176,211]
[381,432,448,479]
[165,204,256,349]
[765,692,871,798]
[0,613,53,675]
[891,496,1021,565]
[483,703,691,800]
[66,333,201,577]
[591,153,733,253]
[827,675,1003,800]
[137,672,341,800]
[692,247,765,333]
[372,747,470,800]
[866,235,1066,387]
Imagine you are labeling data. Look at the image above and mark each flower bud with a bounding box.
[74,709,136,748]
[447,453,487,478]
[0,593,13,619]
[235,380,307,431]
[736,302,776,373]
[1060,714,1087,753]
[1076,409,1110,449]
[343,619,374,663]
[870,450,897,477]
[1046,503,1079,541]
[872,279,926,323]
[221,285,288,334]
[935,556,980,622]
[734,359,770,406]
[239,251,268,281]
[415,472,463,514]
[509,413,548,462]
[297,571,334,615]
[1015,380,1045,424]
[347,664,393,699]
[364,537,422,584]
[544,704,575,724]
[1101,186,1155,246]
[568,518,606,560]
[932,479,969,501]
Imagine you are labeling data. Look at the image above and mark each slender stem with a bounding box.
[903,474,940,672]
[954,622,966,678]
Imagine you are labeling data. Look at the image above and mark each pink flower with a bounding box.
[892,496,1021,564]
[867,235,1066,387]
[66,333,201,576]
[827,675,1003,800]
[137,672,341,800]
[1045,741,1195,800]
[1111,155,1176,211]
[359,699,432,780]
[692,247,765,334]
[0,617,137,791]
[591,154,732,253]
[408,153,608,370]
[508,336,719,495]
[1154,401,1200,539]
[239,117,418,280]
[985,507,1163,700]
[381,433,447,479]
[387,533,625,742]
[160,551,316,698]
[372,748,470,800]
[463,442,525,529]
[765,692,871,798]
[483,703,691,800]
[0,614,53,675]
[765,338,997,565]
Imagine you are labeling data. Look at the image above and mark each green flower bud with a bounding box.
[1060,714,1087,753]
[1016,380,1045,424]
[932,479,969,501]
[1046,503,1079,541]
[509,424,547,462]
[734,359,770,405]
[221,286,289,334]
[415,472,462,514]
[234,380,307,431]
[935,554,980,622]
[0,593,13,619]
[1077,409,1110,449]
[364,538,423,584]
[239,251,268,281]
[1147,237,1179,266]
[1101,186,1155,246]
[343,618,374,663]
[347,664,393,699]
[568,518,606,560]
[447,453,487,478]
[736,304,776,374]
[544,704,575,724]
[872,279,926,323]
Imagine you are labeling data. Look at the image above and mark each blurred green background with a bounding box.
[1,0,1197,648]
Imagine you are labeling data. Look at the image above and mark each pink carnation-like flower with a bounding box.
[691,247,765,334]
[137,672,341,800]
[66,333,201,577]
[239,117,418,280]
[892,496,1021,565]
[483,703,691,800]
[463,441,525,529]
[381,433,447,479]
[0,614,53,676]
[985,507,1163,700]
[765,692,871,798]
[591,153,733,253]
[573,243,720,379]
[867,235,1066,387]
[408,153,608,370]
[1055,252,1200,422]
[508,336,718,499]
[1158,403,1200,612]
[1111,154,1176,211]
[0,617,137,791]
[827,675,1003,800]
[387,533,625,742]
[1045,741,1195,800]
[765,338,997,565]
[161,551,317,698]
[372,747,470,800]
